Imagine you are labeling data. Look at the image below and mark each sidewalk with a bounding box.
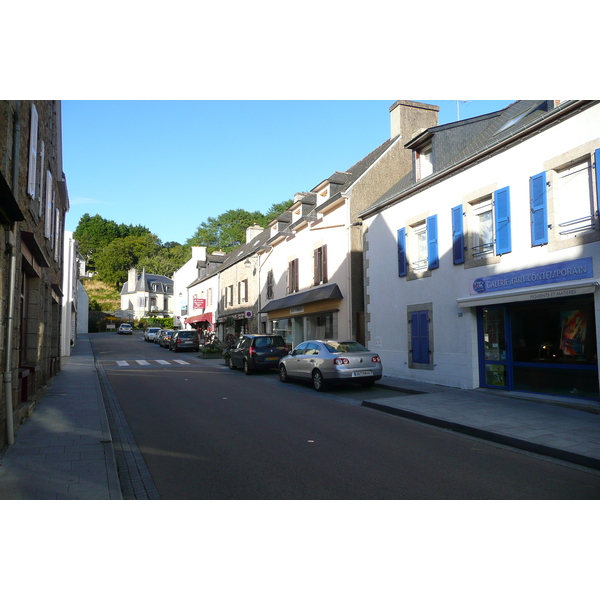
[366,376,600,471]
[0,335,122,500]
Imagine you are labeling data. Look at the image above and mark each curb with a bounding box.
[361,400,600,472]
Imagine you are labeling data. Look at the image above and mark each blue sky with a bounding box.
[62,99,515,245]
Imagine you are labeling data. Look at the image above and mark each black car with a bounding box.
[227,334,288,375]
[168,330,200,352]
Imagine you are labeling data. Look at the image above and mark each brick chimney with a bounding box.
[389,100,439,140]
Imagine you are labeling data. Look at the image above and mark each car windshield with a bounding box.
[254,336,285,348]
[178,331,197,338]
[149,328,160,332]
[324,341,369,353]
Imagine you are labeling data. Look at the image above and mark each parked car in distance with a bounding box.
[278,340,382,391]
[118,323,133,335]
[227,334,288,375]
[157,329,174,348]
[144,327,162,342]
[169,329,200,352]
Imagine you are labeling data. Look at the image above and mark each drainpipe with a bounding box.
[4,101,20,445]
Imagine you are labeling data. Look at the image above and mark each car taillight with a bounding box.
[249,346,256,355]
[372,356,381,363]
[176,339,182,344]
[334,357,350,365]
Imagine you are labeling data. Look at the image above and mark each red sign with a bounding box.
[193,298,206,310]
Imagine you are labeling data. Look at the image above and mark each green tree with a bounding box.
[73,213,120,268]
[95,234,162,288]
[137,244,190,277]
[185,205,293,254]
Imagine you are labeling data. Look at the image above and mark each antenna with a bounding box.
[456,100,471,120]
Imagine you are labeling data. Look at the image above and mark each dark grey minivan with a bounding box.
[227,334,288,375]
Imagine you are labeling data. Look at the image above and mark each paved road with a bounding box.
[93,333,600,499]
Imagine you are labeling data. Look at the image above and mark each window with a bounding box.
[415,143,433,181]
[556,156,596,236]
[313,245,328,285]
[412,223,428,271]
[471,197,494,256]
[288,258,299,294]
[266,270,274,299]
[398,215,438,278]
[238,279,248,303]
[207,287,213,307]
[466,187,512,262]
[228,285,234,306]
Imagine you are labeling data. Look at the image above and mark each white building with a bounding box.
[120,267,174,321]
[361,100,600,402]
[61,232,87,356]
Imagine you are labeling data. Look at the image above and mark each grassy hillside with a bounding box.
[83,278,121,312]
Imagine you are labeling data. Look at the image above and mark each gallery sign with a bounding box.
[469,257,593,295]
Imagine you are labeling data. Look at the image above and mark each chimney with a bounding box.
[191,246,207,262]
[246,223,264,244]
[389,100,440,140]
[127,267,137,292]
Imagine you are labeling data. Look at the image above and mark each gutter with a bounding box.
[4,101,21,445]
[360,100,594,220]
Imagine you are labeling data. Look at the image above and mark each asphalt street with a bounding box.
[93,333,600,500]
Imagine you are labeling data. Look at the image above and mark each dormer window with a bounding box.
[415,143,433,181]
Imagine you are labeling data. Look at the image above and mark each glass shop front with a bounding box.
[477,294,599,400]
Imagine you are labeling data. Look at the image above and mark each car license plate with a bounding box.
[266,356,279,361]
[352,370,372,377]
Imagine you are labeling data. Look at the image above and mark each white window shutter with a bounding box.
[27,104,39,198]
[44,170,53,238]
[38,141,45,215]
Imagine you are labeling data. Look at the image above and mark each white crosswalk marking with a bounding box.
[112,359,192,367]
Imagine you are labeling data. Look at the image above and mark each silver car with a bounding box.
[278,340,382,391]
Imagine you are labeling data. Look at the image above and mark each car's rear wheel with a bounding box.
[243,359,252,375]
[279,364,288,383]
[228,357,237,370]
[312,369,326,392]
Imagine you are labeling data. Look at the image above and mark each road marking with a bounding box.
[156,360,170,365]
[116,360,128,366]
[173,360,190,365]
[136,360,150,365]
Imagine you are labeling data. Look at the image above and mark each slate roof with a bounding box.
[120,271,174,295]
[360,100,581,218]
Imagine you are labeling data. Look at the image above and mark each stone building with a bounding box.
[0,100,69,447]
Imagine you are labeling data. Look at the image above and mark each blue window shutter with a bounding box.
[451,205,465,264]
[427,215,439,270]
[397,228,407,277]
[410,311,430,364]
[494,187,512,255]
[530,171,548,246]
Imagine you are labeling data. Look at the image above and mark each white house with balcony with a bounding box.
[361,100,600,402]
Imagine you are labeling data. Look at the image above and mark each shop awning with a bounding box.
[457,278,600,308]
[261,283,343,313]
[185,312,213,325]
